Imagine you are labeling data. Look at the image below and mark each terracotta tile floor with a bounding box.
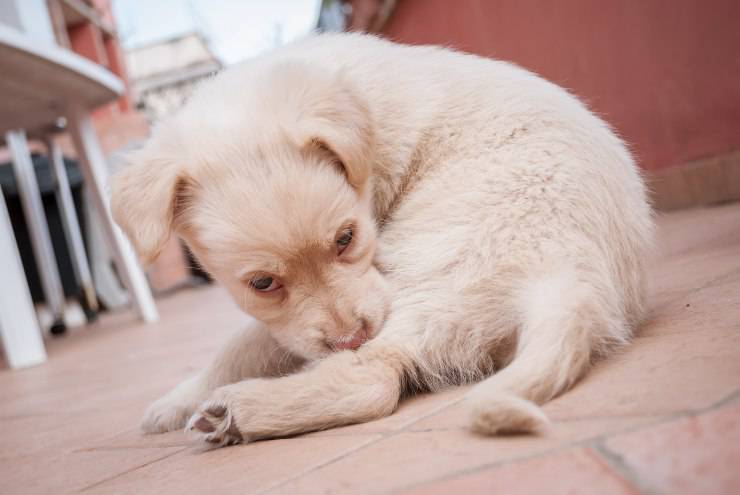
[2,203,740,495]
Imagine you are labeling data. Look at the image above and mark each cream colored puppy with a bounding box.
[111,33,652,446]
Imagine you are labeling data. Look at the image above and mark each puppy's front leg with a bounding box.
[188,343,410,445]
[141,322,302,433]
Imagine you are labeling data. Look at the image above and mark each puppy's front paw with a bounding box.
[141,377,206,434]
[186,382,264,447]
[187,401,244,447]
[187,378,312,448]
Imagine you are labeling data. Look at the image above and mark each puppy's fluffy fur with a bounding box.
[111,34,652,446]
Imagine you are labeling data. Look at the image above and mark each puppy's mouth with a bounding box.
[328,320,371,351]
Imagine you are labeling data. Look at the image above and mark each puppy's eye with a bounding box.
[249,276,281,292]
[336,227,353,255]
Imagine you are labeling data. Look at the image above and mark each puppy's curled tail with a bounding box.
[467,270,624,435]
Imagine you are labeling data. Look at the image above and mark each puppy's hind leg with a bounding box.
[467,268,626,435]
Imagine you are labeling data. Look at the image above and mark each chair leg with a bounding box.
[0,184,47,368]
[84,193,130,310]
[66,106,159,323]
[45,137,99,321]
[6,130,66,334]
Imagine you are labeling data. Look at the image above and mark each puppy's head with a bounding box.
[111,61,389,359]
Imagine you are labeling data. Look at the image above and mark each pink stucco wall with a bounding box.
[382,0,740,171]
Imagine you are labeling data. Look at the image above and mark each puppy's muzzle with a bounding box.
[328,319,370,351]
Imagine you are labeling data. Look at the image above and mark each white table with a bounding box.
[0,24,158,369]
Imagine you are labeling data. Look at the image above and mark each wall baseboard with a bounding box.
[647,149,740,211]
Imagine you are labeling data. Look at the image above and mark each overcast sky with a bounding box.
[112,0,321,66]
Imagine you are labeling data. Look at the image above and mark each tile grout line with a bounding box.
[71,394,472,495]
[74,443,191,452]
[703,387,740,412]
[392,392,740,495]
[389,420,668,495]
[590,442,658,495]
[259,395,468,494]
[394,394,469,431]
[394,391,740,493]
[265,394,666,494]
[75,446,190,493]
[668,265,740,303]
[261,355,740,493]
[256,435,382,495]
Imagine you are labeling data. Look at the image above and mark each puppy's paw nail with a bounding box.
[206,405,227,419]
[193,416,216,433]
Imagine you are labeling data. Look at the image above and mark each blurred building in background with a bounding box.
[322,0,740,210]
[0,0,146,151]
[0,0,151,164]
[126,32,222,122]
[45,0,129,114]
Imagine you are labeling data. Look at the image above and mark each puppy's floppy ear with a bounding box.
[275,64,374,190]
[110,143,188,265]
